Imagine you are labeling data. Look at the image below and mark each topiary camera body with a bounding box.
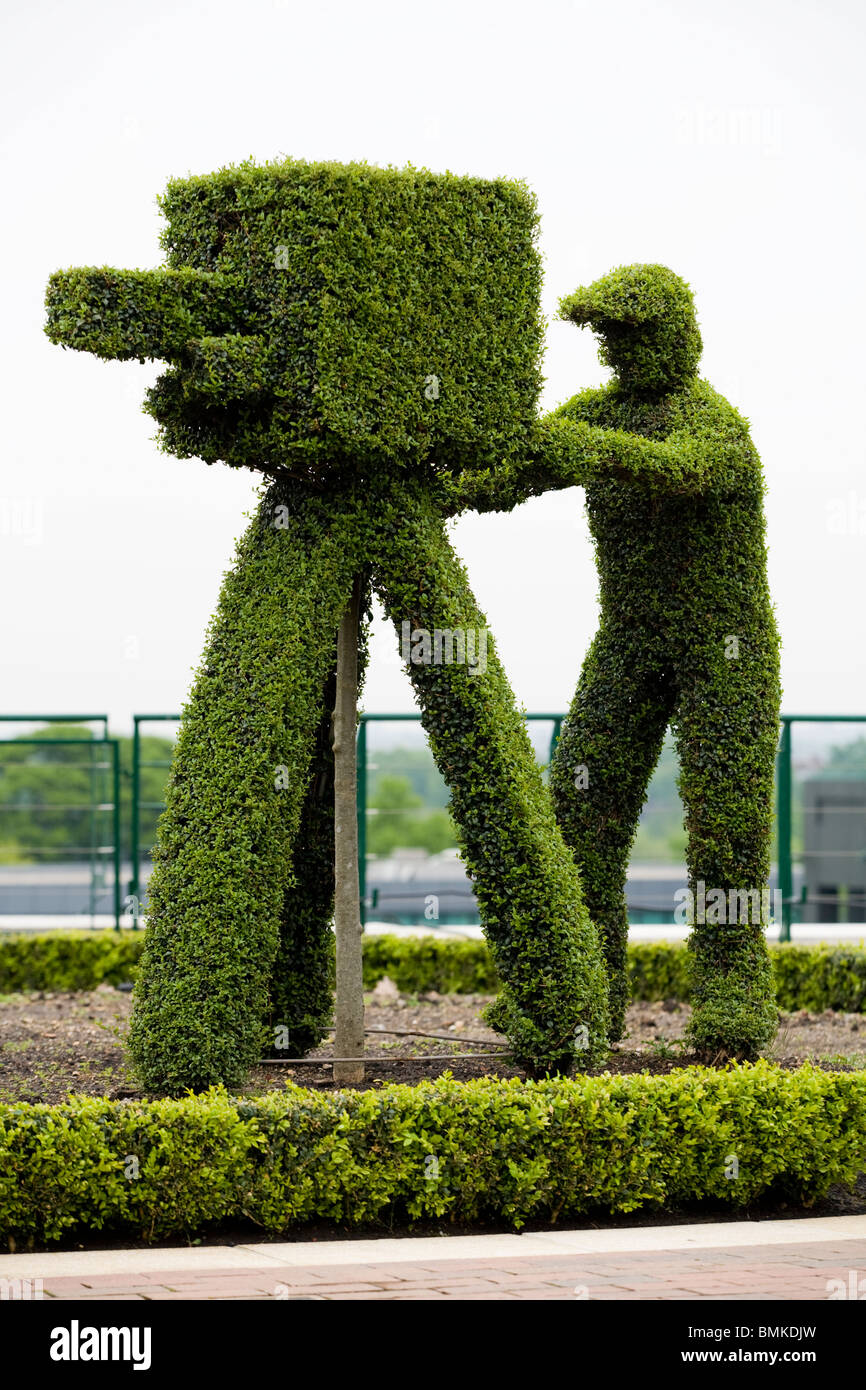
[45,158,543,477]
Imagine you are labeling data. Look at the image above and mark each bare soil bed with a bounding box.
[1,979,864,1104]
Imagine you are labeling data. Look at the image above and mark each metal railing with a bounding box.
[0,716,122,928]
[5,710,866,938]
[776,714,866,938]
[356,712,564,928]
[129,714,180,910]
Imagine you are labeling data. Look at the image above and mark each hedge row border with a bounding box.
[2,932,866,1015]
[1,1064,864,1245]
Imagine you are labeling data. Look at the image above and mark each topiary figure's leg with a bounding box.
[372,482,610,1073]
[549,629,675,1041]
[128,482,366,1094]
[674,641,780,1060]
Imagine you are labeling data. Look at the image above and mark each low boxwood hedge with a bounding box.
[2,932,866,1014]
[361,934,498,994]
[0,933,145,994]
[1,1064,863,1245]
[623,940,866,1014]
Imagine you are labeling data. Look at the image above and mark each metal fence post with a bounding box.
[776,717,793,942]
[110,739,122,931]
[357,715,367,927]
[548,717,563,767]
[131,716,141,909]
[88,743,98,923]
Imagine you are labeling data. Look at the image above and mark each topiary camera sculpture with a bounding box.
[45,158,611,1092]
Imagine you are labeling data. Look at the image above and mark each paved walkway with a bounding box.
[2,1216,864,1301]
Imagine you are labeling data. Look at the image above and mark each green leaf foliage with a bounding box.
[370,478,610,1073]
[447,265,781,1059]
[1,1064,863,1244]
[125,483,366,1093]
[44,171,781,1082]
[45,158,607,1089]
[45,157,543,478]
[3,932,865,1014]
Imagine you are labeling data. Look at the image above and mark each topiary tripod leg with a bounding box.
[266,665,337,1058]
[268,578,371,1057]
[128,482,366,1093]
[371,481,610,1073]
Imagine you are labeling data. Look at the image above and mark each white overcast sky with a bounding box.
[1,0,864,736]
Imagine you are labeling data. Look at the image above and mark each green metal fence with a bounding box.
[776,714,866,938]
[5,710,866,937]
[126,710,866,940]
[356,712,564,928]
[0,716,122,928]
[356,713,842,940]
[129,714,180,911]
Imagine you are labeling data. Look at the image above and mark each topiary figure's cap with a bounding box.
[45,157,543,479]
[559,264,702,393]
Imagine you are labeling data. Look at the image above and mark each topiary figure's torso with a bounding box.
[551,377,780,1054]
[448,264,781,1059]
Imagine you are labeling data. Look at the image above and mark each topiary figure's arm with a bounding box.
[442,408,755,515]
[371,479,610,1074]
[554,412,756,496]
[439,417,602,515]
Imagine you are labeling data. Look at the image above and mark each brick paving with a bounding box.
[34,1238,866,1301]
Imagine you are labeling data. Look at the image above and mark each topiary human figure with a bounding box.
[448,265,780,1059]
[45,158,610,1091]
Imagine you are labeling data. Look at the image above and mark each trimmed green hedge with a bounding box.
[362,935,498,994]
[124,485,365,1094]
[118,479,610,1089]
[4,933,866,1015]
[0,933,145,994]
[623,941,866,1015]
[370,479,610,1073]
[772,946,866,1014]
[1,1064,863,1245]
[548,267,781,1060]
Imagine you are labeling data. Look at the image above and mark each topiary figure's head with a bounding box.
[559,264,702,394]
